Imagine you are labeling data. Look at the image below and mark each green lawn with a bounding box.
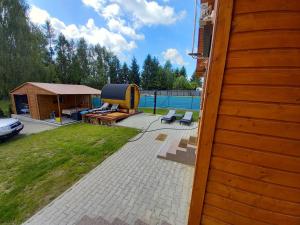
[139,107,200,121]
[0,124,139,224]
[0,99,10,116]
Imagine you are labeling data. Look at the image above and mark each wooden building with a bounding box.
[101,84,140,112]
[189,0,300,225]
[10,82,100,120]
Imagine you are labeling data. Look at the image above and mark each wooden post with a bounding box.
[188,0,233,224]
[153,90,157,114]
[57,95,62,125]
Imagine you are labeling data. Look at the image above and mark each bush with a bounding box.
[0,108,4,118]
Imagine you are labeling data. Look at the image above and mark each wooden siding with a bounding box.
[38,95,90,120]
[189,0,300,224]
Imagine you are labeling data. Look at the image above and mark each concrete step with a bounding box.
[111,218,129,225]
[95,216,111,225]
[158,135,196,166]
[134,219,148,225]
[188,136,197,146]
[76,215,98,225]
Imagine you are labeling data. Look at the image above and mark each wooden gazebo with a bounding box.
[10,82,101,122]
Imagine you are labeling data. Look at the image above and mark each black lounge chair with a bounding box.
[161,110,176,123]
[180,111,193,125]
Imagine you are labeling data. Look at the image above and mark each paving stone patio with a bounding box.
[23,113,196,225]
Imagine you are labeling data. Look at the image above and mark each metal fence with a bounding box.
[139,90,201,110]
[140,89,200,96]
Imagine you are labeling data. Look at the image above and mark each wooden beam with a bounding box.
[57,95,62,125]
[188,0,234,224]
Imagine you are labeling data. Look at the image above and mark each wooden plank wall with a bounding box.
[11,84,53,119]
[200,0,300,224]
[38,95,90,120]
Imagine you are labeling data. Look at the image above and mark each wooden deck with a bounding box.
[83,112,130,125]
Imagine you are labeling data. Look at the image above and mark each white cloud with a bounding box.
[107,18,144,40]
[162,48,186,66]
[29,5,136,55]
[113,0,186,26]
[82,0,185,27]
[102,3,120,19]
[82,0,106,13]
[29,5,51,25]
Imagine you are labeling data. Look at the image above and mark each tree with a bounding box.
[129,57,140,85]
[108,55,120,84]
[173,76,192,90]
[141,54,152,89]
[163,60,175,89]
[55,33,71,83]
[0,0,54,97]
[119,62,130,84]
[190,70,202,87]
[43,20,55,63]
[174,68,180,78]
[179,66,187,77]
[76,38,89,84]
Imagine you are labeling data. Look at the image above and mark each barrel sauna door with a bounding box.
[130,86,135,109]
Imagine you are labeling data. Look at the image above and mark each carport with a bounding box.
[10,82,101,123]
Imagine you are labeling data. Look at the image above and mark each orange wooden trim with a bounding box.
[188,0,234,224]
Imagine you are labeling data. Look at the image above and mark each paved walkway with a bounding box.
[24,114,196,225]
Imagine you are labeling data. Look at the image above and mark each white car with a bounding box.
[0,118,24,140]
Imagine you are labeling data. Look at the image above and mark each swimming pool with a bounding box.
[139,95,201,111]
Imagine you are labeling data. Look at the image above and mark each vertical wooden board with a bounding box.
[10,94,16,114]
[27,94,38,119]
[188,0,234,224]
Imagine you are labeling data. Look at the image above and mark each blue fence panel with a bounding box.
[139,95,201,111]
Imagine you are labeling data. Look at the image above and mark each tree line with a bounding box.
[0,0,201,98]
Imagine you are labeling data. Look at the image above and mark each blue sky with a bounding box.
[28,0,198,78]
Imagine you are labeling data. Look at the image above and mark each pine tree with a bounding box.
[163,60,175,90]
[43,20,55,63]
[76,38,90,84]
[141,54,152,89]
[120,63,130,84]
[55,33,71,83]
[108,55,120,84]
[179,66,187,77]
[0,0,54,96]
[129,57,140,85]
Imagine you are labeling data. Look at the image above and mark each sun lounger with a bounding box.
[161,110,176,123]
[92,102,110,112]
[180,111,193,125]
[110,104,119,112]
